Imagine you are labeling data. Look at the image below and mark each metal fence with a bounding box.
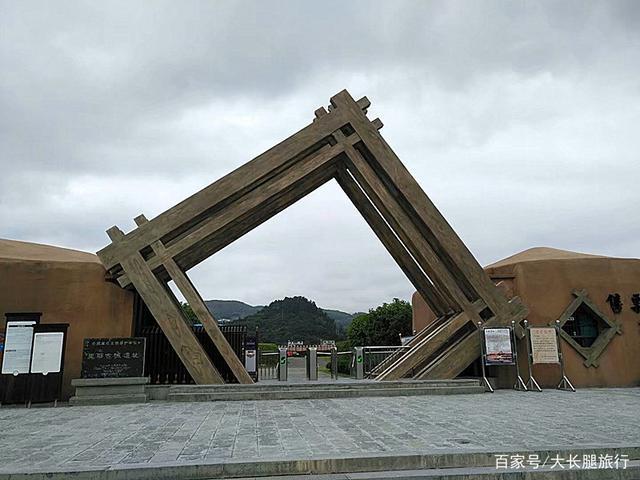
[257,350,279,380]
[363,345,411,378]
[140,324,247,384]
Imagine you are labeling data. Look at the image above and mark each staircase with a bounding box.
[165,379,484,402]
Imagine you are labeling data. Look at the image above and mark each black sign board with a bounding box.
[81,337,145,379]
[245,336,257,350]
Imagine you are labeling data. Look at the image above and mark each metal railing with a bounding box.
[363,345,412,378]
[256,346,414,382]
[257,351,279,380]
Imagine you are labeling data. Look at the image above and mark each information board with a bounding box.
[81,338,145,378]
[483,327,514,365]
[30,332,65,374]
[245,336,257,374]
[1,321,36,375]
[530,327,560,364]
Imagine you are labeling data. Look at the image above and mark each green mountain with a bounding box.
[204,299,263,321]
[204,299,356,331]
[234,296,338,344]
[323,309,355,328]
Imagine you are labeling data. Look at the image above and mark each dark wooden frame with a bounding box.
[97,90,527,384]
[553,289,621,368]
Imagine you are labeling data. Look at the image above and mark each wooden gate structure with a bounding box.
[97,90,528,385]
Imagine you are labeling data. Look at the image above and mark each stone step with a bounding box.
[166,384,484,402]
[69,393,148,406]
[167,379,480,394]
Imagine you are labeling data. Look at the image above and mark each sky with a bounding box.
[1,1,639,313]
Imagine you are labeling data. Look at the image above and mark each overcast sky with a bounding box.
[1,1,639,313]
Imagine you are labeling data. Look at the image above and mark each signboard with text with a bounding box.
[81,338,145,379]
[1,321,36,375]
[530,327,560,364]
[30,332,65,374]
[483,328,515,365]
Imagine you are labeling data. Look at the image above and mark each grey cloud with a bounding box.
[1,1,639,311]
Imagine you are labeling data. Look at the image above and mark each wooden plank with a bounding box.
[343,146,471,313]
[128,170,337,285]
[133,215,253,384]
[335,166,449,317]
[97,106,350,271]
[173,165,338,274]
[417,330,481,379]
[117,141,346,287]
[330,90,516,318]
[376,311,472,381]
[165,261,253,383]
[117,250,224,384]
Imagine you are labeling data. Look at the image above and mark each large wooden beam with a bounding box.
[330,90,519,319]
[174,164,338,273]
[98,108,354,271]
[133,215,253,384]
[416,331,481,379]
[107,228,224,384]
[117,142,346,287]
[335,167,448,317]
[376,311,472,381]
[343,146,472,314]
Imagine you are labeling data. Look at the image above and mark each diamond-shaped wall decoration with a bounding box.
[553,289,622,367]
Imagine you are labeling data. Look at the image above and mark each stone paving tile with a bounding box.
[0,388,638,473]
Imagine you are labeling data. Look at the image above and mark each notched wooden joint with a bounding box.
[313,107,327,120]
[134,214,149,226]
[356,96,371,113]
[106,226,124,241]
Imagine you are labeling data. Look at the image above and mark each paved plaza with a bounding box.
[0,388,638,477]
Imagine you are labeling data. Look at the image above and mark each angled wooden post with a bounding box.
[335,166,448,317]
[133,214,253,384]
[105,227,224,384]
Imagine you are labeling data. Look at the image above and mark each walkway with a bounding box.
[0,388,638,478]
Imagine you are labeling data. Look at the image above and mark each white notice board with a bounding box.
[530,327,560,364]
[1,321,36,375]
[30,332,64,374]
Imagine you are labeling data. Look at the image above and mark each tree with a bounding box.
[180,302,198,324]
[345,313,371,347]
[347,298,412,346]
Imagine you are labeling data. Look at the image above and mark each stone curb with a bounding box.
[232,461,640,479]
[1,445,638,480]
[166,385,485,402]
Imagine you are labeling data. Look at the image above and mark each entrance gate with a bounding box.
[97,90,527,385]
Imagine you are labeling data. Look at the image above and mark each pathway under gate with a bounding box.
[1,388,638,479]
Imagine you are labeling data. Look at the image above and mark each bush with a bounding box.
[258,342,278,352]
[258,343,279,367]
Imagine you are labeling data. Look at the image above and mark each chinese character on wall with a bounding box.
[631,293,640,314]
[606,294,622,314]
